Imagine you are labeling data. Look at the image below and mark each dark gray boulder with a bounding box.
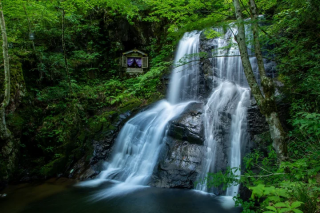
[151,102,205,188]
[167,102,204,145]
[151,139,203,188]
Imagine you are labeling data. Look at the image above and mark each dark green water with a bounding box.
[1,179,242,213]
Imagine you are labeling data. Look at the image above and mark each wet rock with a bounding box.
[247,101,269,137]
[167,102,204,145]
[151,103,206,188]
[151,139,204,189]
[199,31,219,99]
[210,111,233,174]
[265,59,277,78]
[20,176,31,182]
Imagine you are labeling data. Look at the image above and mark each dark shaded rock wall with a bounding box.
[199,32,216,99]
[69,110,138,180]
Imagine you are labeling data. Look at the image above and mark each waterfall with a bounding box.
[79,25,260,198]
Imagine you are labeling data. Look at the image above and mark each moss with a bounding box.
[76,131,87,144]
[100,110,117,119]
[7,113,25,132]
[70,147,84,161]
[0,55,24,98]
[39,156,67,177]
[119,98,142,112]
[88,117,103,133]
[9,58,25,99]
[85,145,94,162]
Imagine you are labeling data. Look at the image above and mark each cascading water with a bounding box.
[77,32,201,197]
[196,26,256,196]
[168,32,200,104]
[196,82,250,194]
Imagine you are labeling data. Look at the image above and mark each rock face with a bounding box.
[199,32,216,99]
[0,58,26,182]
[167,103,204,145]
[150,102,205,188]
[68,26,284,196]
[151,139,203,188]
[247,98,269,138]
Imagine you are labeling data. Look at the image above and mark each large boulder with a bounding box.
[151,102,205,188]
[167,102,204,145]
[151,138,203,188]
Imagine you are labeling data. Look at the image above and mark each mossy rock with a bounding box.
[7,113,25,133]
[76,131,87,144]
[39,156,67,177]
[88,118,103,133]
[0,158,8,181]
[119,98,142,112]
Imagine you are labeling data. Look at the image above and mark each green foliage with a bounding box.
[203,138,320,212]
[291,112,320,136]
[198,167,241,190]
[143,0,232,39]
[203,28,223,39]
[293,186,318,213]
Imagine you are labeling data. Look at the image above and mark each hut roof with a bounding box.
[123,49,147,56]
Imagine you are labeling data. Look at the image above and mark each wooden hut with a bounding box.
[121,49,148,75]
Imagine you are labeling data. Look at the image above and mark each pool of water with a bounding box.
[0,178,242,213]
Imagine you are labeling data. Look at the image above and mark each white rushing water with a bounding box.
[94,100,191,185]
[168,31,200,104]
[196,26,254,196]
[196,81,250,195]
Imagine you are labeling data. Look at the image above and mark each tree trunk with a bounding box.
[0,3,11,140]
[232,0,264,107]
[0,2,17,181]
[232,0,287,161]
